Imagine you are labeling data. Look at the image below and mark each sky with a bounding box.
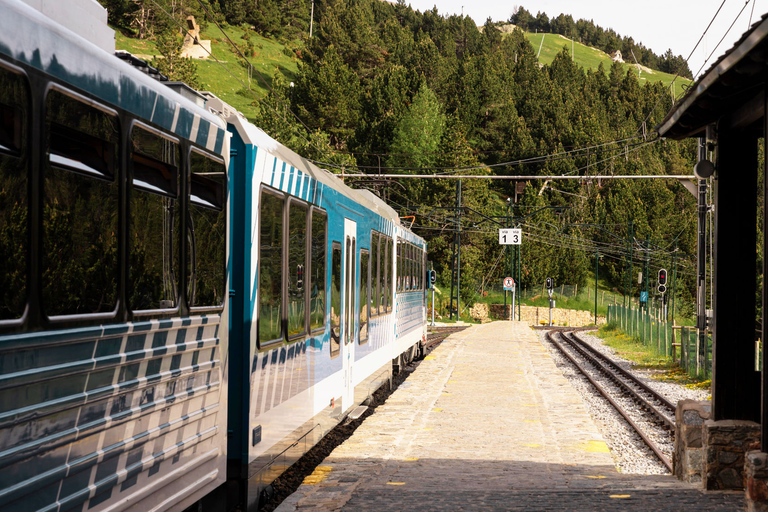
[402,0,768,78]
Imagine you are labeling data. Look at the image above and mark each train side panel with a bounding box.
[0,2,230,511]
[223,112,425,508]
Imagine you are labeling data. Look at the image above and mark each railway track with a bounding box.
[423,325,469,350]
[545,329,675,472]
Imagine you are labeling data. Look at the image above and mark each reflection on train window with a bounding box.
[43,89,119,316]
[385,238,392,310]
[0,66,28,320]
[259,190,284,344]
[330,242,341,358]
[287,200,307,339]
[129,126,179,311]
[189,150,226,308]
[370,232,378,315]
[309,209,326,332]
[359,249,369,344]
[396,240,402,292]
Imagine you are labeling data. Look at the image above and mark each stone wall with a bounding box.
[703,419,760,490]
[674,400,710,483]
[487,304,603,327]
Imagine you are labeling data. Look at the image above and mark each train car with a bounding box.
[0,1,231,511]
[208,97,427,508]
[0,1,427,510]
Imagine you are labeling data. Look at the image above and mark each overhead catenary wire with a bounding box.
[635,0,728,135]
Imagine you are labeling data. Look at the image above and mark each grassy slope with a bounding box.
[524,32,691,99]
[115,25,690,123]
[115,25,299,121]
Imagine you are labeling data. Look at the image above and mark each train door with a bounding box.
[342,218,357,412]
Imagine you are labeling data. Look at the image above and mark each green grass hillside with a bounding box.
[115,25,298,120]
[115,25,691,121]
[524,32,691,99]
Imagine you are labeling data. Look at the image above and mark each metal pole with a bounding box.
[672,244,678,324]
[697,138,708,333]
[309,0,314,38]
[457,180,462,319]
[517,236,521,321]
[595,250,599,323]
[431,286,435,326]
[628,221,634,308]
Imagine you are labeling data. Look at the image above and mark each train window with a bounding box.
[407,244,413,291]
[309,208,326,332]
[259,190,284,345]
[385,237,392,311]
[0,66,29,321]
[330,242,341,358]
[287,200,307,339]
[396,240,402,292]
[188,150,226,308]
[370,232,379,315]
[128,125,179,312]
[43,89,119,317]
[359,249,369,344]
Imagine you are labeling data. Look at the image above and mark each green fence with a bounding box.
[607,304,711,380]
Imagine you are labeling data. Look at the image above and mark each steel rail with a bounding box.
[545,330,673,472]
[561,331,675,430]
[424,326,469,350]
[569,331,677,412]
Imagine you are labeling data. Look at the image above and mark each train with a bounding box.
[0,1,428,510]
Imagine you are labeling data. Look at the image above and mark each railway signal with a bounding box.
[658,268,667,294]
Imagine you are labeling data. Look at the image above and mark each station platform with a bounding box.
[275,322,741,511]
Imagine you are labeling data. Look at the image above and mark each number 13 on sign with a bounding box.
[499,228,522,245]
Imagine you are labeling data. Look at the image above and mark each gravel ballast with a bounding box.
[539,329,708,475]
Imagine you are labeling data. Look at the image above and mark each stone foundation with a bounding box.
[674,400,710,483]
[746,451,768,511]
[487,304,603,327]
[703,419,760,490]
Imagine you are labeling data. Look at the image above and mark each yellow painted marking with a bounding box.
[403,457,419,461]
[421,427,433,431]
[610,495,631,499]
[432,408,443,412]
[586,476,607,479]
[424,356,435,360]
[523,444,541,448]
[387,482,406,486]
[302,466,333,485]
[442,392,450,395]
[447,380,457,383]
[522,404,538,407]
[577,441,611,453]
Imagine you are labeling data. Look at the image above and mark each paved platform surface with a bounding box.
[275,322,742,511]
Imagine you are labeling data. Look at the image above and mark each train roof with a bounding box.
[210,94,423,242]
[0,0,227,155]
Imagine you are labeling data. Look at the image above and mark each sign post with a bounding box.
[503,277,515,321]
[546,277,555,326]
[429,269,437,326]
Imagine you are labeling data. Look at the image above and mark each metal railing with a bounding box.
[606,304,711,380]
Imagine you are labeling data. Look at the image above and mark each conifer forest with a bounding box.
[101,0,727,320]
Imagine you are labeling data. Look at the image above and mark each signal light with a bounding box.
[546,277,554,290]
[658,268,668,286]
[658,284,667,294]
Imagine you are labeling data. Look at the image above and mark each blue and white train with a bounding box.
[0,1,427,510]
